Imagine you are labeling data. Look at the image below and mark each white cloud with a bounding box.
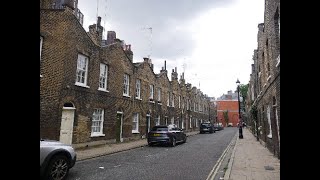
[78,0,264,98]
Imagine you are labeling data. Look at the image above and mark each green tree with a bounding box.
[239,84,249,111]
[223,110,229,125]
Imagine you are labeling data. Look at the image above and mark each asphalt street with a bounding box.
[67,128,238,180]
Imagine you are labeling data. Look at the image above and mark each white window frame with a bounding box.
[189,117,192,128]
[155,115,160,126]
[40,36,43,78]
[182,118,184,129]
[91,109,105,137]
[98,63,108,91]
[132,113,139,133]
[267,105,272,138]
[135,79,141,99]
[75,54,90,88]
[149,84,154,100]
[123,74,130,97]
[157,88,161,102]
[178,95,181,108]
[172,94,175,107]
[165,116,168,125]
[195,118,199,127]
[167,92,170,106]
[251,86,255,101]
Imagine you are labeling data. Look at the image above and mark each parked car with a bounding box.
[200,122,215,134]
[147,124,187,147]
[40,139,77,180]
[214,123,224,131]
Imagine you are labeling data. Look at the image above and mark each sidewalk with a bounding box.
[224,128,280,180]
[75,131,199,161]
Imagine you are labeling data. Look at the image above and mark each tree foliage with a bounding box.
[239,84,249,103]
[223,110,229,125]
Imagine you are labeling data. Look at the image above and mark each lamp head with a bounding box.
[236,79,240,85]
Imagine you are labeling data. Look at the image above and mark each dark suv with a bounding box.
[200,122,215,134]
[147,124,187,147]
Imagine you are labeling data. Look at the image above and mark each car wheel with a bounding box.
[171,137,176,147]
[183,136,187,143]
[44,155,70,180]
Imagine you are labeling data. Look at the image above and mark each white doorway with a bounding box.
[146,114,151,133]
[60,105,75,145]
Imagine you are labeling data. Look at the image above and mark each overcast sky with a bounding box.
[78,0,264,99]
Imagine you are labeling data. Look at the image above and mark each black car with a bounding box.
[200,122,215,134]
[147,124,187,147]
[214,123,224,131]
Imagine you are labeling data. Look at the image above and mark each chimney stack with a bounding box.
[106,31,116,45]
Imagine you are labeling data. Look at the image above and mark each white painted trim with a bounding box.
[75,83,90,88]
[132,130,140,134]
[123,95,131,98]
[267,75,271,82]
[135,98,142,101]
[98,88,109,92]
[276,54,280,67]
[40,74,43,78]
[62,107,76,110]
[90,133,105,137]
[117,111,123,114]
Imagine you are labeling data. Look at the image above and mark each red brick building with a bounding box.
[216,100,239,127]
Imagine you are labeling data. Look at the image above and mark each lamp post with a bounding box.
[236,79,243,139]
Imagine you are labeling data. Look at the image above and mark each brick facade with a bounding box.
[40,1,211,147]
[246,0,280,159]
[216,100,239,127]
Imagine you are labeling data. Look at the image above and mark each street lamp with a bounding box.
[236,79,243,139]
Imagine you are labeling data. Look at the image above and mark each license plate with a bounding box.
[153,133,161,136]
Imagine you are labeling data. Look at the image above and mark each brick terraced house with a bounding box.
[246,0,280,159]
[40,0,212,148]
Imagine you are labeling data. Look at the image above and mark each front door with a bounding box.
[116,112,123,142]
[60,107,75,145]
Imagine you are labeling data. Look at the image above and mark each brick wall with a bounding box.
[40,6,211,146]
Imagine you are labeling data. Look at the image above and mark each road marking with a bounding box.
[206,132,237,180]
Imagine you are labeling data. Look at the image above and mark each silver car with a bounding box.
[40,139,77,180]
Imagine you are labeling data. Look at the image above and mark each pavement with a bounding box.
[75,128,280,180]
[223,128,280,180]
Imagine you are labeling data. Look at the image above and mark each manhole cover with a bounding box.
[264,165,275,170]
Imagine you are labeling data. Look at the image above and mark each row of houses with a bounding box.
[246,0,280,159]
[40,0,212,148]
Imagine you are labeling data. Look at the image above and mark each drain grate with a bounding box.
[264,165,275,170]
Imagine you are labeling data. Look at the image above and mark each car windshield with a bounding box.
[151,127,168,131]
[201,124,211,127]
